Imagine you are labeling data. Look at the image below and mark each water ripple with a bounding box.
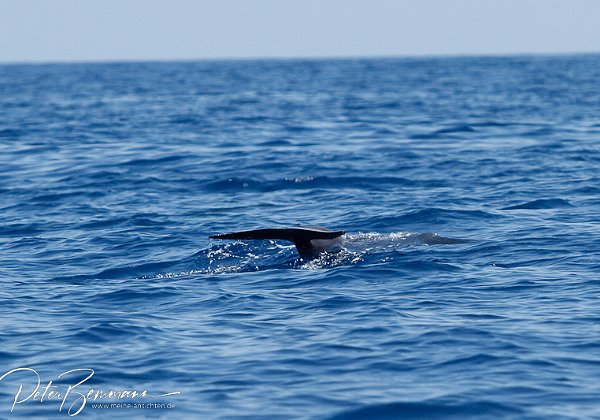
[1,56,599,419]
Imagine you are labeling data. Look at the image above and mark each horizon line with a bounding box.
[1,50,599,67]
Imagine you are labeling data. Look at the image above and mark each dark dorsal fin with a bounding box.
[209,226,345,258]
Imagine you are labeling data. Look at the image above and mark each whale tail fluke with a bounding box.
[210,226,345,258]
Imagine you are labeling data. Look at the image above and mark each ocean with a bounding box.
[1,55,599,418]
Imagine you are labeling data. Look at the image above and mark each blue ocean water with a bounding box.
[1,55,599,418]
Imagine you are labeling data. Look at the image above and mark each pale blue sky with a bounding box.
[1,0,599,63]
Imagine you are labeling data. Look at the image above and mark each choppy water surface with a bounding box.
[1,55,600,418]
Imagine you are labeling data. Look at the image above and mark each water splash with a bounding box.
[146,232,466,278]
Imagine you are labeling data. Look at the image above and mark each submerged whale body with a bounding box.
[210,226,345,258]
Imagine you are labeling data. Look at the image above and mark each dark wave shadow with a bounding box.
[502,198,573,210]
[327,399,522,420]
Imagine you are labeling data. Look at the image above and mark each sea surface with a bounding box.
[1,55,599,419]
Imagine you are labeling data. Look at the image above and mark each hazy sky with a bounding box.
[1,0,599,63]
